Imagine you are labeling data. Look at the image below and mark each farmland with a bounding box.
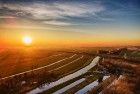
[0,47,140,94]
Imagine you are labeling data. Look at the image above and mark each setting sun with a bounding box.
[22,36,32,45]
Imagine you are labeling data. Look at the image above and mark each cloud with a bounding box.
[43,20,72,26]
[0,16,16,19]
[53,2,104,17]
[1,2,104,18]
[0,2,105,26]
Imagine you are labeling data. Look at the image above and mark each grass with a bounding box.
[40,56,95,94]
[98,56,140,94]
[0,70,58,94]
[1,47,139,94]
[0,48,97,94]
[87,75,117,94]
[52,55,91,75]
[102,75,137,94]
[0,49,71,78]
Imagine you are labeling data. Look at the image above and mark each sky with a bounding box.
[0,0,140,47]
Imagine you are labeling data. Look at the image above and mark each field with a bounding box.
[0,47,139,94]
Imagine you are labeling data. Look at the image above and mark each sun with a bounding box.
[22,36,32,45]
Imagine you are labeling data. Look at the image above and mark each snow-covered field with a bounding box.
[76,76,110,94]
[53,78,85,94]
[27,56,100,94]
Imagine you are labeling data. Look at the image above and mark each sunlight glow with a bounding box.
[22,36,32,45]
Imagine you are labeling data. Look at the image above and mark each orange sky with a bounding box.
[0,17,140,48]
[0,0,140,48]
